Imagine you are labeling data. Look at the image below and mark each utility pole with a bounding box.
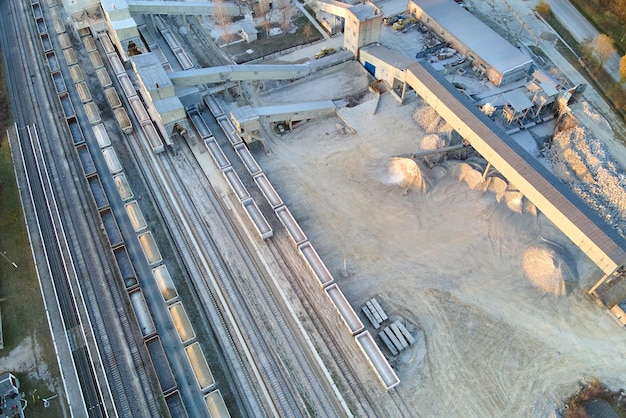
[0,252,17,269]
[43,394,58,408]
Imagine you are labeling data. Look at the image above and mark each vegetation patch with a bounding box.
[539,4,626,120]
[225,14,322,63]
[0,46,63,417]
[562,378,626,418]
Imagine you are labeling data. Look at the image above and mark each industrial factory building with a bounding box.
[408,0,533,87]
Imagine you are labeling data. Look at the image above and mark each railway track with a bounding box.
[172,114,354,416]
[1,1,108,415]
[118,113,267,416]
[2,1,165,416]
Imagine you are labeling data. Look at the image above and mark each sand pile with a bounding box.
[413,105,452,135]
[386,158,430,192]
[521,245,572,295]
[419,134,444,151]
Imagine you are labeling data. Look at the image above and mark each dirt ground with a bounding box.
[236,57,626,416]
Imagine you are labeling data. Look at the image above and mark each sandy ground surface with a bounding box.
[244,62,626,416]
[187,1,626,415]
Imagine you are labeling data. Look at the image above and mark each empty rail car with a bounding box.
[325,284,364,334]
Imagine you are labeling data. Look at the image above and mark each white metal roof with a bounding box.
[502,90,533,112]
[413,0,533,74]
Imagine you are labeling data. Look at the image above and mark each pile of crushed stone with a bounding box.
[521,245,573,295]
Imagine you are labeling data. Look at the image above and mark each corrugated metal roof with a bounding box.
[361,44,416,70]
[407,61,626,269]
[412,0,532,74]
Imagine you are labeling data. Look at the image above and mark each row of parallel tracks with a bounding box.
[145,15,413,418]
[1,1,161,417]
[124,105,341,415]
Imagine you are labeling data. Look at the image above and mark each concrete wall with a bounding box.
[343,8,382,57]
[358,49,406,86]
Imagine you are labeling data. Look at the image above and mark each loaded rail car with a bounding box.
[298,241,334,287]
[83,35,97,52]
[113,173,134,201]
[242,197,273,240]
[235,143,262,177]
[63,48,77,66]
[58,92,75,118]
[138,231,163,266]
[102,146,123,175]
[66,116,85,145]
[104,87,122,109]
[188,109,212,139]
[166,391,189,418]
[77,144,97,176]
[204,95,224,118]
[99,207,124,248]
[58,33,72,50]
[185,342,215,392]
[253,173,283,210]
[87,174,109,210]
[51,71,67,94]
[325,284,364,334]
[204,390,231,418]
[355,331,400,390]
[45,51,59,72]
[153,265,178,303]
[53,18,65,34]
[169,302,196,344]
[89,51,104,69]
[40,33,53,52]
[113,246,139,289]
[69,65,85,83]
[125,200,148,232]
[216,116,242,147]
[275,206,307,246]
[108,52,126,75]
[129,96,150,122]
[129,289,157,339]
[92,124,112,148]
[222,166,250,201]
[96,67,112,87]
[141,121,165,153]
[98,33,115,54]
[75,82,92,103]
[84,102,101,124]
[204,137,230,170]
[117,72,137,98]
[146,336,177,394]
[114,107,133,134]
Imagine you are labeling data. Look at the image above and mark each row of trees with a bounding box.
[584,0,626,25]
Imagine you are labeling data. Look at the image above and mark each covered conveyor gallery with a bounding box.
[405,61,626,287]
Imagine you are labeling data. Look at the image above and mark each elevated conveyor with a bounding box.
[126,0,240,16]
[405,60,626,282]
[168,64,312,87]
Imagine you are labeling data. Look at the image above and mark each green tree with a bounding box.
[303,22,313,41]
[535,0,551,17]
[592,34,615,67]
